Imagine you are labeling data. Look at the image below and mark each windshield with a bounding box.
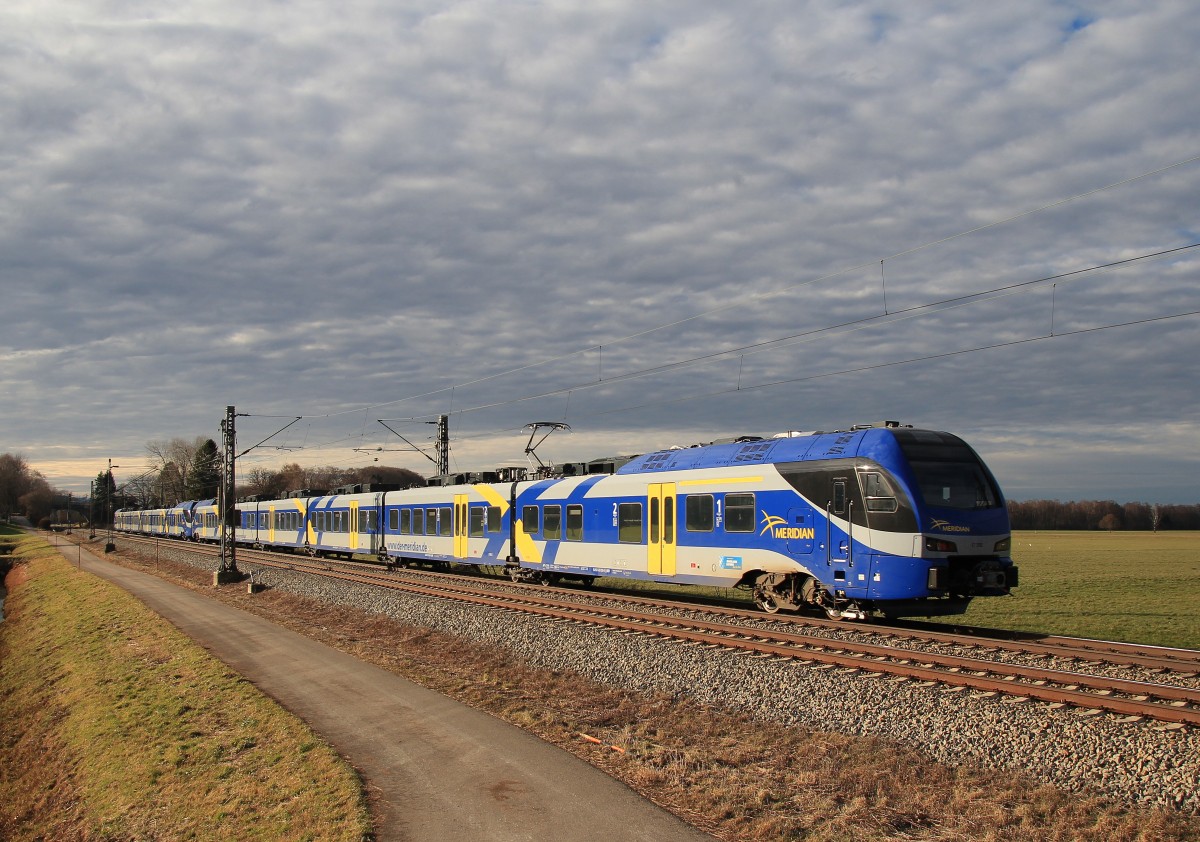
[894,429,1003,510]
[910,460,1000,510]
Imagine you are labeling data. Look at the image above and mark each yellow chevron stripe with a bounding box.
[474,484,510,515]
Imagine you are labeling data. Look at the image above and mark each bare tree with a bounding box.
[19,476,55,526]
[0,453,35,519]
[146,436,210,502]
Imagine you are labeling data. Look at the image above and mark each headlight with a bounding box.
[994,537,1011,553]
[925,537,957,553]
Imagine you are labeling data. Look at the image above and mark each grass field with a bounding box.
[0,526,371,841]
[927,530,1200,649]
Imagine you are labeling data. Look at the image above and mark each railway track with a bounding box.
[115,534,1200,727]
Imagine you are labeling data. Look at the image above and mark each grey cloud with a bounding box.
[1,1,1197,501]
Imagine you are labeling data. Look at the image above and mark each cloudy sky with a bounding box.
[3,0,1197,503]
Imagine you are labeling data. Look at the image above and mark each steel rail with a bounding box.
[251,547,1200,675]
[234,553,1200,726]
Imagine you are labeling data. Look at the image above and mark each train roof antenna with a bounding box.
[523,422,571,473]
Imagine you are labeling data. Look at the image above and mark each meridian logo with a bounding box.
[760,512,816,541]
[759,514,787,535]
[930,518,971,533]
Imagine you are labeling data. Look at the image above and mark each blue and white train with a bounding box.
[115,421,1018,618]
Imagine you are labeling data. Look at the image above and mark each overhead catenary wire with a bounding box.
[588,308,1200,419]
[244,153,1200,424]
[278,242,1198,426]
[234,242,1198,468]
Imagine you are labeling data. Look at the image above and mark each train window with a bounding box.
[487,505,501,533]
[862,472,898,513]
[664,496,674,543]
[425,508,438,535]
[618,502,642,543]
[686,495,714,531]
[439,507,452,536]
[469,506,485,537]
[832,481,847,515]
[388,508,399,531]
[649,497,659,544]
[412,508,424,535]
[544,505,561,540]
[725,493,755,533]
[368,510,379,532]
[566,504,583,540]
[522,505,540,534]
[912,462,1000,510]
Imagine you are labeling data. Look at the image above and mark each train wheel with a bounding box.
[754,593,781,614]
[508,567,523,583]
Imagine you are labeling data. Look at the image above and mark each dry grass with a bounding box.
[0,531,371,842]
[92,539,1200,842]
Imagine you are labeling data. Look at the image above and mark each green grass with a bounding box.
[928,530,1200,649]
[0,530,371,841]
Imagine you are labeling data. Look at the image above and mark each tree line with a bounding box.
[0,453,57,525]
[1006,499,1199,531]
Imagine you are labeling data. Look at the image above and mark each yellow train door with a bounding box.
[349,501,360,552]
[648,482,677,576]
[454,494,469,558]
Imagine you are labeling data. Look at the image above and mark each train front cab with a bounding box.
[861,427,1017,617]
[746,427,1015,618]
